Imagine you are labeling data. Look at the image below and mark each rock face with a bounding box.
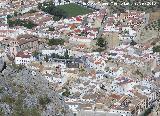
[0,58,5,72]
[0,65,73,116]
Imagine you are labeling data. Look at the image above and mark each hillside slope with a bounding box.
[101,0,160,13]
[0,64,73,116]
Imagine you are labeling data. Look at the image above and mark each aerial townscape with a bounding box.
[0,0,160,116]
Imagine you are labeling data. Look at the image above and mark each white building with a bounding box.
[104,24,119,32]
[69,35,92,46]
[121,26,137,37]
[15,51,33,65]
[109,109,132,116]
[42,46,66,56]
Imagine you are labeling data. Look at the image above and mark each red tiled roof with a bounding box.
[109,94,122,100]
[74,29,81,33]
[16,51,31,58]
[78,44,86,48]
[76,17,82,21]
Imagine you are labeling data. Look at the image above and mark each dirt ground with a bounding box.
[137,29,159,44]
[149,11,160,23]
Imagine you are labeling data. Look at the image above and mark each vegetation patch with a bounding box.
[145,19,160,31]
[38,1,93,20]
[11,64,26,72]
[48,27,55,31]
[0,108,4,116]
[105,0,160,13]
[32,51,40,57]
[62,88,71,97]
[38,1,67,20]
[47,38,65,46]
[57,3,93,17]
[153,45,160,53]
[0,95,16,104]
[51,50,70,59]
[93,37,108,52]
[39,95,51,108]
[96,37,107,48]
[0,87,4,93]
[7,19,37,29]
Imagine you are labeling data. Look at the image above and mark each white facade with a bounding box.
[104,25,119,32]
[0,28,25,38]
[69,36,92,46]
[15,51,33,65]
[0,26,7,30]
[18,5,37,14]
[68,50,85,57]
[42,46,66,56]
[15,56,32,65]
[122,27,137,37]
[109,109,132,116]
[45,75,62,83]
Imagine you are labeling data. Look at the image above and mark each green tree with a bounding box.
[32,51,39,57]
[1,95,15,104]
[84,0,88,3]
[48,27,55,31]
[47,38,64,46]
[28,9,37,14]
[64,50,69,59]
[14,11,18,17]
[53,16,61,21]
[40,62,42,65]
[130,40,137,46]
[44,55,49,62]
[157,19,160,37]
[62,88,71,97]
[0,108,4,116]
[7,15,12,19]
[38,1,68,20]
[39,95,51,108]
[0,87,4,93]
[96,37,107,48]
[153,45,160,53]
[51,53,56,58]
[38,3,42,9]
[7,19,37,29]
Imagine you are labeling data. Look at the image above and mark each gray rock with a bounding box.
[0,57,4,72]
[0,65,73,116]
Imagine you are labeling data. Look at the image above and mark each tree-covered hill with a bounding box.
[101,0,160,13]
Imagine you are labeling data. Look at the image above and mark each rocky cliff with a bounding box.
[0,58,5,72]
[0,64,73,116]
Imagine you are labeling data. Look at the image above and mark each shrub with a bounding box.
[62,88,71,97]
[39,95,51,108]
[1,95,15,104]
[96,37,107,48]
[153,45,160,53]
[47,38,65,46]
